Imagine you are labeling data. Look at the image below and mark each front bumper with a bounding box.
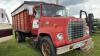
[56,38,93,54]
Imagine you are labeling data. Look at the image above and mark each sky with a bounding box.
[0,0,100,23]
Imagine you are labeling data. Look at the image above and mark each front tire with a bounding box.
[40,36,57,56]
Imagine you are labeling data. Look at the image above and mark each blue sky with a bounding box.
[0,0,100,23]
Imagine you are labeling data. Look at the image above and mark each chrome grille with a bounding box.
[68,21,85,39]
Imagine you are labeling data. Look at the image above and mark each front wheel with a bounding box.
[40,36,57,56]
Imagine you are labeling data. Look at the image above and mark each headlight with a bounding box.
[85,30,90,34]
[57,33,63,41]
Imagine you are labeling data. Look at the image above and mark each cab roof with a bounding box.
[11,1,64,16]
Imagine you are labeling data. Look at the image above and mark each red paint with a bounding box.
[12,2,90,48]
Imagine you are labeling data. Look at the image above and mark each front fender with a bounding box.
[38,26,66,48]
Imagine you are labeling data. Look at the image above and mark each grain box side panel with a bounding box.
[26,11,31,32]
[13,15,16,30]
[23,10,31,32]
[14,15,17,30]
[16,15,18,30]
[12,16,15,30]
[24,11,27,30]
[20,11,24,32]
[22,11,25,31]
[19,14,21,31]
[17,14,20,30]
[12,10,31,33]
[17,15,19,30]
[13,16,16,30]
[15,15,17,30]
[19,14,21,30]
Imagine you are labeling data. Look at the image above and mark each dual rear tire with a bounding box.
[15,31,25,43]
[15,32,57,56]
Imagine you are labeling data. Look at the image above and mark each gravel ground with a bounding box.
[0,36,12,43]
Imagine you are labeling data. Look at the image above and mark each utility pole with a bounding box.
[55,0,59,4]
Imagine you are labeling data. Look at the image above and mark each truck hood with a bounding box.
[40,16,81,26]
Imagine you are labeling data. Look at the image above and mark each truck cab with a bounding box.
[12,1,93,56]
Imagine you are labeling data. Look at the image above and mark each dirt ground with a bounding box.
[0,36,12,43]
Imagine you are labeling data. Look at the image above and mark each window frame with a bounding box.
[1,13,4,18]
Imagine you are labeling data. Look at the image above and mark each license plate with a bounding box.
[74,42,84,48]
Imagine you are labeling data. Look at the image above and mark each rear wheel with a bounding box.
[15,31,25,43]
[40,36,57,56]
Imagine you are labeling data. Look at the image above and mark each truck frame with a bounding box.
[12,1,93,56]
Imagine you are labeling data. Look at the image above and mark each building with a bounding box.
[0,8,9,23]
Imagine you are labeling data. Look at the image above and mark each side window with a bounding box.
[1,13,4,18]
[35,6,40,19]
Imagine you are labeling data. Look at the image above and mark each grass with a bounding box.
[0,32,100,56]
[0,37,41,56]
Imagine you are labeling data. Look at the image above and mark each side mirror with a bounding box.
[80,10,94,34]
[80,10,88,23]
[80,10,88,19]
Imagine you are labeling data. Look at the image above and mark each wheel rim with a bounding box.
[41,41,51,56]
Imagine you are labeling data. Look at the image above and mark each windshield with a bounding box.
[42,4,68,17]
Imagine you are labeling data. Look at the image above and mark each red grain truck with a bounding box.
[12,1,93,56]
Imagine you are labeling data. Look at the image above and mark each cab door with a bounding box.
[31,6,41,35]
